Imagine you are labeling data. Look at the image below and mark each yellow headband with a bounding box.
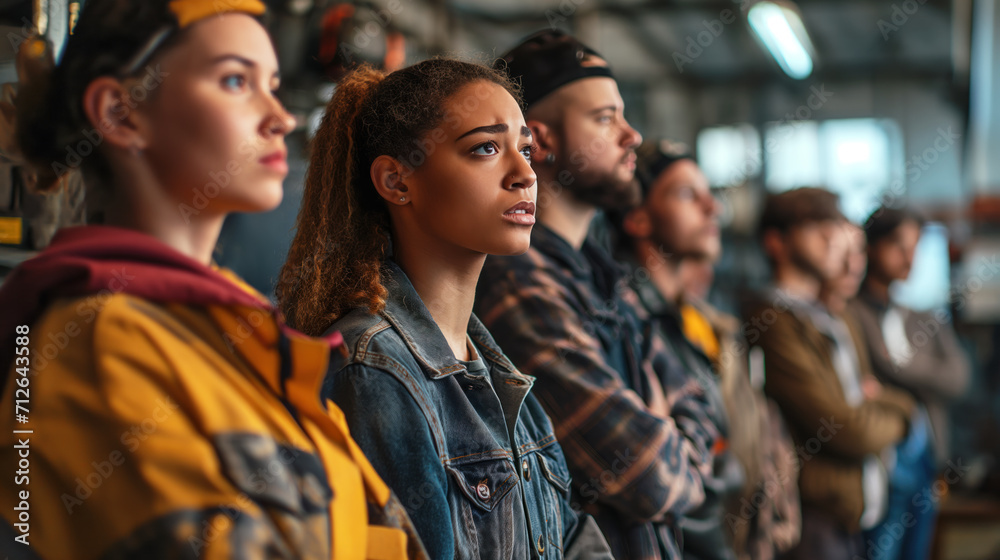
[122,0,267,73]
[168,0,267,28]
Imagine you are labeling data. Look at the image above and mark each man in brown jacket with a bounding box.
[744,188,914,559]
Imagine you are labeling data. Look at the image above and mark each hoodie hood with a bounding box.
[0,225,275,379]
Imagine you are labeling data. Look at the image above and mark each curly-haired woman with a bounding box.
[277,59,612,560]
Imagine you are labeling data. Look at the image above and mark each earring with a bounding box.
[399,197,405,202]
[544,153,555,164]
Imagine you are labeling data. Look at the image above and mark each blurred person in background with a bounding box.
[614,141,801,560]
[850,207,970,468]
[475,31,718,559]
[847,207,971,560]
[823,219,937,560]
[746,188,914,560]
[819,221,868,316]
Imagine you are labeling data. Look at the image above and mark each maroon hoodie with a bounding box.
[0,225,283,387]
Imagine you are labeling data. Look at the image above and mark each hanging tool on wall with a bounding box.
[0,0,85,249]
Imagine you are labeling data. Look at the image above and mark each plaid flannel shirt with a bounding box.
[628,261,739,560]
[475,224,718,560]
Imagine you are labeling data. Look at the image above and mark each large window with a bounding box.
[697,124,762,188]
[697,118,904,223]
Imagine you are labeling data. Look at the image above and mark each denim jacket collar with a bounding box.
[380,260,524,381]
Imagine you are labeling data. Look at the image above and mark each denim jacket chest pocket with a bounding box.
[439,360,575,560]
[445,442,574,560]
[445,455,521,558]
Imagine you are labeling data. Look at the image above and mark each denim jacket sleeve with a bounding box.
[478,278,712,523]
[327,363,453,560]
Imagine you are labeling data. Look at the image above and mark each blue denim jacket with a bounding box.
[323,261,612,560]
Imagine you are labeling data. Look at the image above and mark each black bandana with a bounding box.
[494,30,615,109]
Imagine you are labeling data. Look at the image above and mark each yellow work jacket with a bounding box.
[0,225,425,559]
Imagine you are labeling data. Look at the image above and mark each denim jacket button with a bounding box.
[536,534,545,555]
[476,481,490,500]
[522,459,530,481]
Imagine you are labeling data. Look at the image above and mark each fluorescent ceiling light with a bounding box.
[748,1,816,80]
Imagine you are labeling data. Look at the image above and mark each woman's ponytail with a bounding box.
[277,65,391,335]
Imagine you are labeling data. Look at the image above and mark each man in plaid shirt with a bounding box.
[475,30,718,559]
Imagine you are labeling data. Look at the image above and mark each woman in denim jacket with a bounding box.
[277,59,613,560]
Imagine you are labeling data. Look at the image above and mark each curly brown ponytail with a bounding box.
[276,59,519,335]
[276,66,390,335]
